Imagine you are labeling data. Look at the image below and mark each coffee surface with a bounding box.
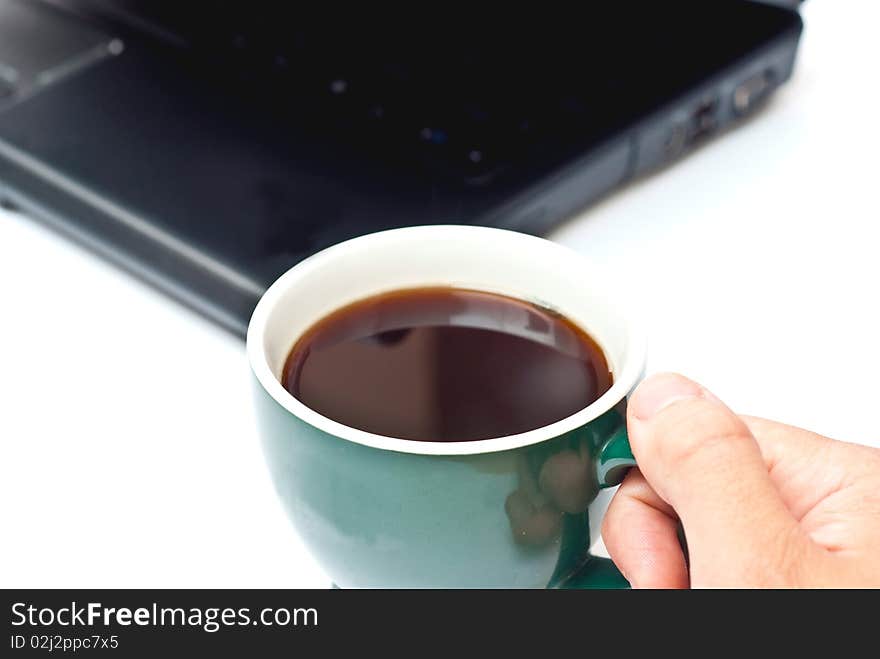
[282,287,612,442]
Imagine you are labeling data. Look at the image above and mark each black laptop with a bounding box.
[0,1,803,335]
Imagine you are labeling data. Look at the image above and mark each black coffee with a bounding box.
[282,287,612,442]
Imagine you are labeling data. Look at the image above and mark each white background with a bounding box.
[1,1,878,587]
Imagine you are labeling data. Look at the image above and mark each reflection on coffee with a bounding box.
[282,287,612,442]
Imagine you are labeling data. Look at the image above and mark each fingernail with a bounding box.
[630,373,705,421]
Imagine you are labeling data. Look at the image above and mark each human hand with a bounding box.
[602,373,880,588]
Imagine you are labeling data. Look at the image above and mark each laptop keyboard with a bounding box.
[241,36,631,187]
[89,8,633,188]
[198,29,590,186]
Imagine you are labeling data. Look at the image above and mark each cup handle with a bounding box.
[596,426,637,488]
[559,428,636,589]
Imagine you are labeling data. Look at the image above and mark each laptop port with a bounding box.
[690,96,718,142]
[733,69,776,116]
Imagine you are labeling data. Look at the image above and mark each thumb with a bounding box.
[627,373,809,586]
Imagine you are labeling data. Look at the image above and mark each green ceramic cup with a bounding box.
[247,226,646,588]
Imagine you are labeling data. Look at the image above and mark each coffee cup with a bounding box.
[247,226,646,588]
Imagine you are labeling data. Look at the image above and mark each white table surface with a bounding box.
[2,1,878,588]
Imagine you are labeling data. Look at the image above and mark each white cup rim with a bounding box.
[247,226,646,456]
